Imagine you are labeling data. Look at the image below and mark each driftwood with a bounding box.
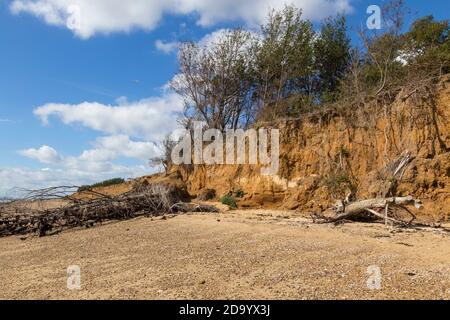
[0,184,218,238]
[378,151,414,198]
[313,150,446,229]
[329,196,421,225]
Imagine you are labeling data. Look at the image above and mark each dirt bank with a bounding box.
[1,209,449,300]
[81,77,450,223]
[167,76,450,217]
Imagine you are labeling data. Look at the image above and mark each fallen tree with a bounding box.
[0,184,218,238]
[309,193,450,233]
[312,151,447,231]
[326,196,421,226]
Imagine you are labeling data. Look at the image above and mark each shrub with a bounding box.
[324,172,358,199]
[220,194,237,208]
[77,185,91,192]
[234,189,245,198]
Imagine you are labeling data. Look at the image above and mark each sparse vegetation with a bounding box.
[234,189,245,198]
[220,194,237,208]
[77,178,125,192]
[149,134,177,175]
[324,172,358,200]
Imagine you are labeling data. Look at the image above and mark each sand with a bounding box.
[0,209,449,300]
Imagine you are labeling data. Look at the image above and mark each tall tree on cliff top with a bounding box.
[171,29,255,131]
[314,14,351,103]
[252,5,315,120]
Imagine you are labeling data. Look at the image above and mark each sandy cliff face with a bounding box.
[175,77,449,219]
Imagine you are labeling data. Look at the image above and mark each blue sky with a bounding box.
[0,0,448,194]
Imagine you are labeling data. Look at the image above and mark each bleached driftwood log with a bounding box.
[312,150,425,226]
[328,196,422,224]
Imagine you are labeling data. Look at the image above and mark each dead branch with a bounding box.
[331,196,422,222]
[0,184,218,238]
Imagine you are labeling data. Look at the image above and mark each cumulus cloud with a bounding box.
[33,93,183,140]
[94,135,160,160]
[10,0,169,39]
[78,148,117,162]
[10,137,159,195]
[10,0,353,39]
[13,94,178,193]
[76,135,160,162]
[175,0,352,27]
[18,145,63,164]
[155,40,178,54]
[20,135,160,167]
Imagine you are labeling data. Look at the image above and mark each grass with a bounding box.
[77,178,125,192]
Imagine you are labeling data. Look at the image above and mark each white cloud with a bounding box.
[95,135,159,160]
[78,149,117,162]
[18,145,63,164]
[10,0,169,39]
[175,0,350,27]
[19,135,160,167]
[77,135,160,162]
[197,28,260,53]
[12,94,178,193]
[8,138,159,195]
[155,40,178,54]
[197,28,230,47]
[33,93,184,140]
[10,0,353,39]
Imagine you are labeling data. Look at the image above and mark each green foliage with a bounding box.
[314,14,351,102]
[254,5,315,112]
[402,16,450,74]
[220,194,237,208]
[234,189,245,198]
[173,2,450,127]
[250,5,352,119]
[77,178,125,192]
[406,16,449,48]
[362,32,406,91]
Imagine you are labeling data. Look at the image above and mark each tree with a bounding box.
[314,14,351,102]
[358,0,408,95]
[402,16,450,75]
[170,1,450,127]
[252,5,315,120]
[149,135,177,175]
[406,16,448,48]
[171,29,255,131]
